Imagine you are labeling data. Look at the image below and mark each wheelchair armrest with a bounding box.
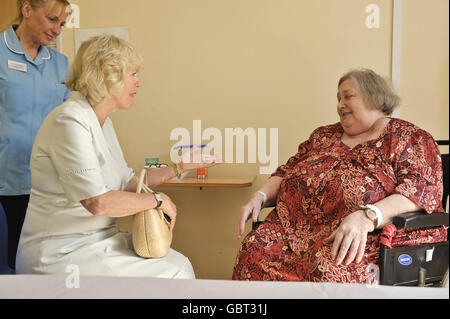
[392,211,449,229]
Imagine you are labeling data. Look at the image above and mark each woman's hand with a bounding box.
[178,146,223,172]
[237,192,265,239]
[158,192,177,231]
[325,210,374,266]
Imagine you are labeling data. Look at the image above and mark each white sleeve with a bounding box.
[103,118,134,190]
[48,111,109,202]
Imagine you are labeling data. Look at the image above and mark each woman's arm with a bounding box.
[146,148,222,188]
[237,176,283,239]
[80,188,178,230]
[372,194,421,228]
[80,190,158,218]
[326,194,422,266]
[83,147,222,227]
[258,176,283,208]
[145,165,180,188]
[235,134,315,239]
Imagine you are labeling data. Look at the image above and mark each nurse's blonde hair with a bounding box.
[17,0,71,22]
[66,34,143,106]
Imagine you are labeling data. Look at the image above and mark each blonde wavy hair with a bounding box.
[66,34,144,106]
[17,0,71,22]
[338,68,400,116]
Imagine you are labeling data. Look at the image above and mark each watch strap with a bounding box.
[152,191,163,208]
[360,204,383,228]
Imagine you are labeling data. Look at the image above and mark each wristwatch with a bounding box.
[360,204,383,229]
[152,191,163,208]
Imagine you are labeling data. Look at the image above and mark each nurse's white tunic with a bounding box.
[16,92,194,279]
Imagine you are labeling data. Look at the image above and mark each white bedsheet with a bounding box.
[0,275,447,299]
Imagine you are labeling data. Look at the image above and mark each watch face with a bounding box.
[365,209,377,221]
[155,193,163,202]
[152,192,163,208]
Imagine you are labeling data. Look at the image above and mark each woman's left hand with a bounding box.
[178,146,223,172]
[325,210,375,266]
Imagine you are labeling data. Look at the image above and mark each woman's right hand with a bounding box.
[237,192,265,239]
[157,192,177,231]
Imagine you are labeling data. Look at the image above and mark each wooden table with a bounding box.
[158,176,255,189]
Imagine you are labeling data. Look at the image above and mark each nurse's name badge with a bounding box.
[8,60,27,73]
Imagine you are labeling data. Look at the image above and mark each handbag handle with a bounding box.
[135,169,147,194]
[134,169,157,194]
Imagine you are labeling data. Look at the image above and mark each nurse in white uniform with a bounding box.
[16,34,220,278]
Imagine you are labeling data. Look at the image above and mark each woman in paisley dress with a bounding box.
[233,68,446,283]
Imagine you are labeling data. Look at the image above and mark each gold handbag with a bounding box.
[132,169,172,258]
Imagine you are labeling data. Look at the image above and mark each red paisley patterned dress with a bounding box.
[232,118,446,283]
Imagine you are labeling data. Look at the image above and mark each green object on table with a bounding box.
[145,158,159,166]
